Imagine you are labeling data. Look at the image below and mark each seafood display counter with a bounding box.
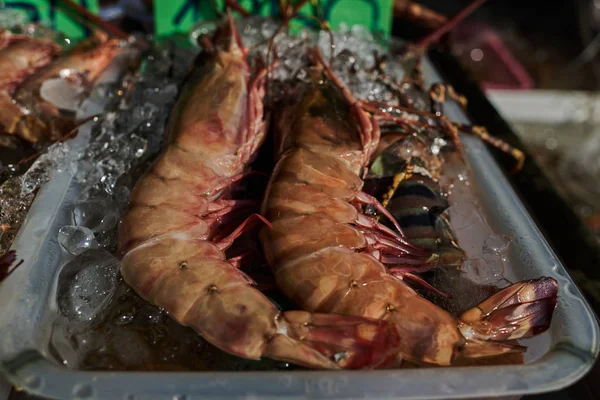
[0,12,598,400]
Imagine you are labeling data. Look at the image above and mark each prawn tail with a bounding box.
[458,277,558,359]
[266,311,401,369]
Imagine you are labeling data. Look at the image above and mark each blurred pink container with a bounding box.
[451,22,534,90]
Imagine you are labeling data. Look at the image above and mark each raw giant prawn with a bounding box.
[0,31,60,143]
[117,14,401,369]
[259,49,558,366]
[11,31,129,143]
[0,25,133,147]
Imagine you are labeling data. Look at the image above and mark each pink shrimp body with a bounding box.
[260,61,558,366]
[117,16,400,370]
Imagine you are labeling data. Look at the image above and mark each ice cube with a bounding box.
[115,313,134,325]
[350,24,374,42]
[463,257,504,284]
[129,134,148,158]
[136,304,165,325]
[130,103,160,130]
[74,159,102,186]
[236,16,267,48]
[0,9,28,28]
[72,329,103,356]
[113,186,131,212]
[57,249,120,323]
[430,138,448,156]
[20,142,71,195]
[260,18,278,41]
[79,141,107,165]
[72,200,119,233]
[482,234,512,256]
[39,75,86,112]
[100,173,118,195]
[0,180,34,254]
[144,83,178,105]
[58,225,98,255]
[108,329,153,367]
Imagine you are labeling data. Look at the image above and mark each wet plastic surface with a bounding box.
[0,55,597,400]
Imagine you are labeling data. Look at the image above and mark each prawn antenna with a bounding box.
[56,0,130,40]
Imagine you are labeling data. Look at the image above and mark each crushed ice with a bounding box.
[57,248,120,323]
[58,225,98,255]
[48,44,199,367]
[227,17,414,105]
[483,234,512,256]
[66,49,193,253]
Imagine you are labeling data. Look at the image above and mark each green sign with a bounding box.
[154,0,393,39]
[3,0,99,39]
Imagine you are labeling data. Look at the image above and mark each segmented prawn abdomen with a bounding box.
[151,146,240,194]
[121,235,224,294]
[118,19,408,369]
[121,235,278,360]
[263,215,368,266]
[276,81,369,173]
[269,222,463,365]
[263,179,359,223]
[275,149,362,199]
[118,205,210,254]
[129,173,211,214]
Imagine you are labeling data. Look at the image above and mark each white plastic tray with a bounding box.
[0,55,596,400]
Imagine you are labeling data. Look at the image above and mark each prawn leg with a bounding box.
[455,124,526,173]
